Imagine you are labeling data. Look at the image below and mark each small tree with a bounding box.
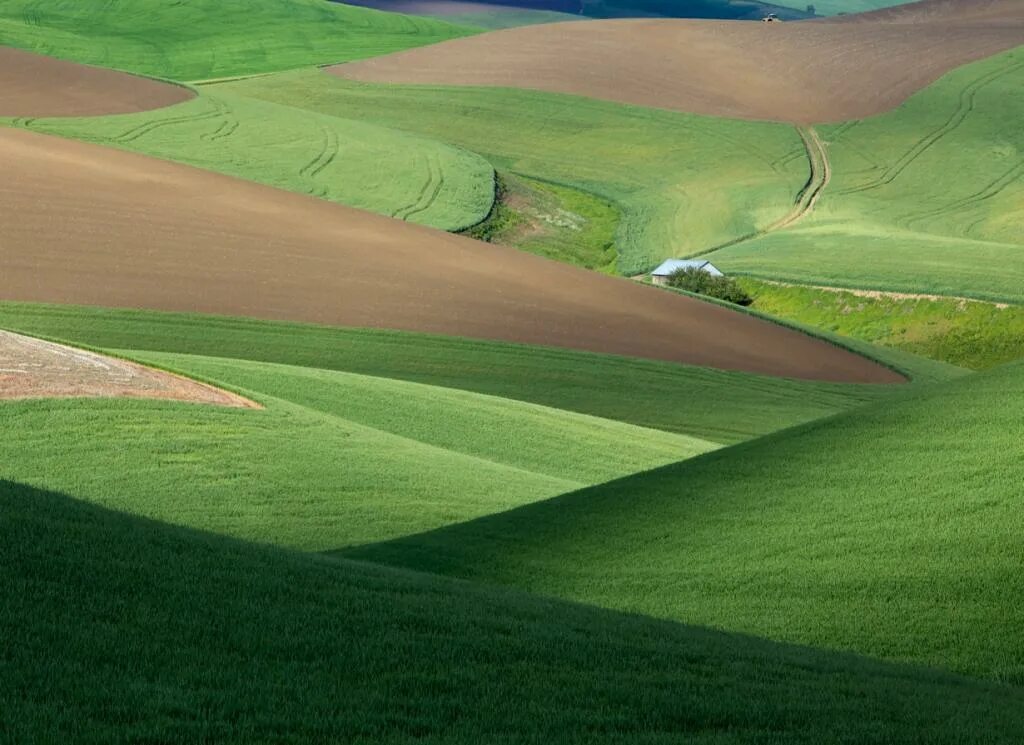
[665,267,753,307]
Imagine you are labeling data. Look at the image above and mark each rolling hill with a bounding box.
[221,69,807,273]
[7,478,1024,743]
[345,356,1024,681]
[0,304,957,443]
[0,128,899,382]
[711,46,1024,301]
[0,0,475,80]
[333,0,1024,122]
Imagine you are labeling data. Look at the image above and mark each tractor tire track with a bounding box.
[392,155,444,222]
[114,97,227,144]
[695,125,830,258]
[298,124,340,181]
[902,160,1024,232]
[835,61,1023,196]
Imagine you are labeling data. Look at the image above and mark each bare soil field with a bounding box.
[0,47,193,118]
[333,0,1024,122]
[0,129,900,383]
[0,330,255,406]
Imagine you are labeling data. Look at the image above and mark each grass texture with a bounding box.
[461,172,621,271]
[0,0,474,81]
[347,358,1024,682]
[6,479,1024,743]
[741,278,1024,370]
[0,352,708,551]
[0,302,952,444]
[21,91,494,230]
[712,48,1024,301]
[222,69,806,274]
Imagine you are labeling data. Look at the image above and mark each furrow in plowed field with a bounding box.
[333,0,1024,123]
[0,129,901,384]
[0,46,192,117]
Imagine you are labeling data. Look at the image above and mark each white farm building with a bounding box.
[650,259,724,286]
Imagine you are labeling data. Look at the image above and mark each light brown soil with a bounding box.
[332,0,1024,123]
[0,330,258,407]
[0,129,901,384]
[0,46,193,118]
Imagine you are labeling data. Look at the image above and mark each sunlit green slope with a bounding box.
[221,69,806,274]
[0,0,474,80]
[20,91,494,230]
[712,48,1024,302]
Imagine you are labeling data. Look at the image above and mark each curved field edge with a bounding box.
[11,90,495,231]
[0,349,710,551]
[0,303,955,444]
[218,69,809,275]
[0,0,478,81]
[344,357,1024,681]
[7,479,1024,743]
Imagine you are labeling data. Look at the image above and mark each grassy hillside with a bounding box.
[0,303,959,444]
[221,69,806,274]
[741,278,1024,370]
[0,351,708,550]
[7,480,1024,743]
[19,91,494,231]
[712,48,1024,302]
[0,0,474,81]
[347,358,1024,681]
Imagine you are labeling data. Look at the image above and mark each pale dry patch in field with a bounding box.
[0,330,258,407]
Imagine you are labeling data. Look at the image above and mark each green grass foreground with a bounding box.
[346,357,1024,681]
[0,0,474,80]
[222,69,805,274]
[0,352,710,550]
[0,303,951,444]
[5,479,1024,744]
[713,48,1024,301]
[20,90,494,231]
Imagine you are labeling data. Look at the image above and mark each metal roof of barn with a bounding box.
[650,259,721,276]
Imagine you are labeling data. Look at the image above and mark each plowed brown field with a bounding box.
[332,0,1024,123]
[0,330,256,407]
[0,46,192,118]
[0,129,900,383]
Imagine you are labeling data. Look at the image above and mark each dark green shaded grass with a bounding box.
[346,359,1024,681]
[0,0,475,81]
[0,302,950,444]
[4,479,1024,744]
